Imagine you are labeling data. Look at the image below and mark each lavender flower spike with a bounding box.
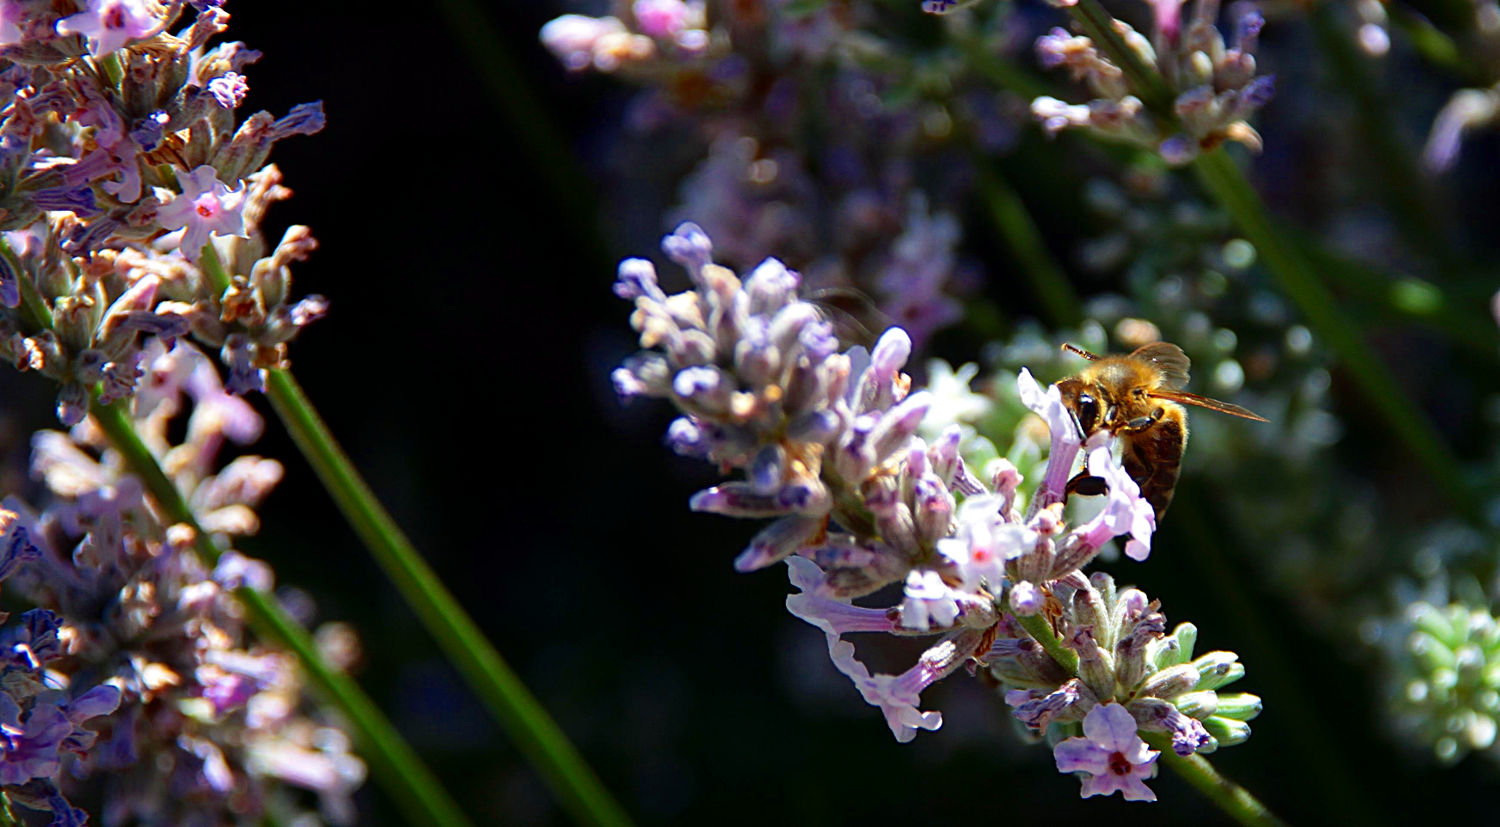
[612,223,1263,795]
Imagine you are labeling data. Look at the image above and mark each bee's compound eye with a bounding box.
[1076,394,1100,431]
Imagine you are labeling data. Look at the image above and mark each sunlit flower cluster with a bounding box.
[544,0,1024,349]
[0,3,358,823]
[614,223,1260,799]
[1031,0,1274,163]
[0,1,327,419]
[0,340,364,825]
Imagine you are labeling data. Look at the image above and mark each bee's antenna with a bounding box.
[1062,343,1100,361]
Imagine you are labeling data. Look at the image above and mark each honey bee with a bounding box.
[1055,341,1267,520]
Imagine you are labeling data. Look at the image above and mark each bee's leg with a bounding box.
[1122,407,1166,433]
[1065,470,1108,497]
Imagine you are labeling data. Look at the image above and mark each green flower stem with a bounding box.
[1,241,54,333]
[196,247,632,827]
[977,163,1084,328]
[1190,148,1479,520]
[1386,4,1470,79]
[87,396,474,827]
[1306,2,1457,269]
[1292,234,1498,353]
[261,369,634,827]
[1018,612,1285,825]
[1403,0,1477,36]
[1140,733,1289,827]
[1069,0,1175,115]
[1015,612,1078,673]
[956,33,1054,100]
[95,53,123,87]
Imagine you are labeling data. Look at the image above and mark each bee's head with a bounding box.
[1055,377,1103,436]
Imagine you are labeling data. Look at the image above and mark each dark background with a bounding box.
[3,0,1497,824]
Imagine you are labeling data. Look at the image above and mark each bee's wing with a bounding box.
[807,288,889,350]
[1131,342,1191,389]
[1150,389,1268,422]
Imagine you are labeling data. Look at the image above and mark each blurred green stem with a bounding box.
[977,164,1083,328]
[1386,4,1471,79]
[88,396,474,827]
[266,370,634,827]
[1293,234,1497,352]
[1306,1,1457,269]
[1191,149,1478,519]
[198,248,634,827]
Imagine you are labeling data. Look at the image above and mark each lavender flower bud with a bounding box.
[785,409,840,444]
[743,258,798,315]
[1009,678,1089,732]
[869,391,931,464]
[1153,622,1199,670]
[733,322,781,388]
[797,317,840,363]
[1072,628,1116,700]
[1192,651,1246,691]
[1071,582,1108,640]
[1009,581,1044,616]
[985,637,1069,687]
[1175,690,1220,718]
[765,308,822,373]
[872,502,918,555]
[853,328,912,414]
[747,443,787,494]
[661,222,714,279]
[672,365,735,416]
[690,480,830,518]
[834,413,878,482]
[905,445,928,480]
[1137,663,1201,699]
[734,516,826,572]
[1130,696,1212,755]
[1211,692,1263,720]
[912,475,954,547]
[613,258,663,301]
[1203,715,1252,747]
[55,383,88,426]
